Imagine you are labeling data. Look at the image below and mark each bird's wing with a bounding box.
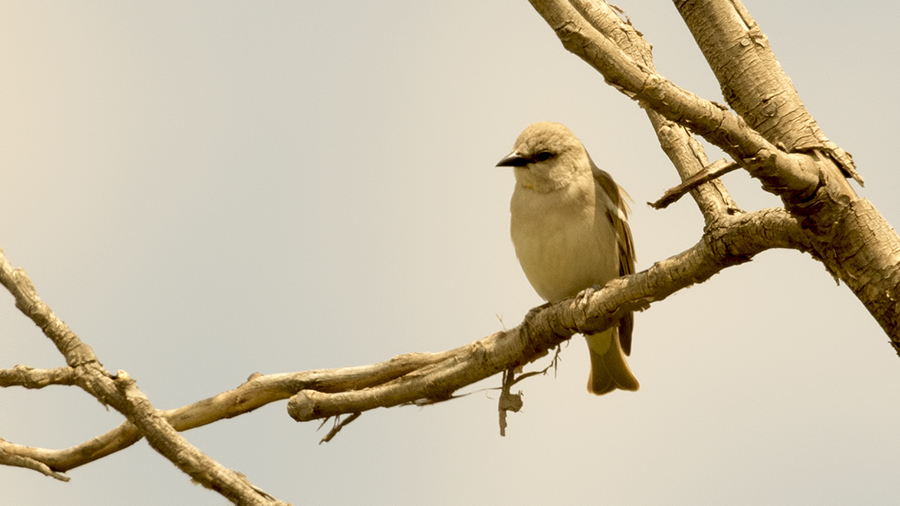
[588,153,636,355]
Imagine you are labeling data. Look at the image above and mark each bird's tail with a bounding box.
[585,328,640,395]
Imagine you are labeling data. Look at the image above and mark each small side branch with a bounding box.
[319,413,362,444]
[649,159,740,209]
[0,438,70,482]
[0,365,76,388]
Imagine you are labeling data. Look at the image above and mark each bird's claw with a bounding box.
[573,284,604,309]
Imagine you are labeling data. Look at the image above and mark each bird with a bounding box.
[496,121,638,395]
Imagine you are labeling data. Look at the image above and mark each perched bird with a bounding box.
[497,121,638,395]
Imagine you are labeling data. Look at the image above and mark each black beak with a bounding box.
[496,151,530,167]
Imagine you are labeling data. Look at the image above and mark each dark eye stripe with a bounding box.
[533,151,554,162]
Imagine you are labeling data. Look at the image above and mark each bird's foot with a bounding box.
[573,284,604,309]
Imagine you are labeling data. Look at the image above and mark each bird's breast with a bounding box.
[510,186,619,303]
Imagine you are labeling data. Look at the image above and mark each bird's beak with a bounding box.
[496,150,530,167]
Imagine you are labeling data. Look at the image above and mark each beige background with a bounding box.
[2,1,899,504]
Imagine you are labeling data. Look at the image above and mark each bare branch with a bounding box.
[673,0,862,187]
[0,438,70,482]
[649,159,741,209]
[0,421,143,474]
[528,0,823,202]
[0,248,105,375]
[0,246,289,505]
[0,350,465,473]
[112,370,289,505]
[0,365,76,388]
[570,0,738,222]
[284,208,809,421]
[3,207,810,479]
[527,1,900,352]
[319,413,362,444]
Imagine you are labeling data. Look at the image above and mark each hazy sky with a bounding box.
[2,1,899,505]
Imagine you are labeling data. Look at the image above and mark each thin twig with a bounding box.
[649,159,740,209]
[319,413,362,444]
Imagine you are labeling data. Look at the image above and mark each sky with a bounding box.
[2,1,899,505]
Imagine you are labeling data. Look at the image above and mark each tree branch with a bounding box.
[570,0,739,222]
[0,350,464,472]
[1,209,810,476]
[528,0,900,352]
[649,159,741,209]
[0,365,76,388]
[673,0,862,186]
[286,208,808,421]
[113,370,288,505]
[0,438,70,482]
[528,0,823,202]
[0,246,288,505]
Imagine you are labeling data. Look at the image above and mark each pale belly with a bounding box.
[511,205,618,303]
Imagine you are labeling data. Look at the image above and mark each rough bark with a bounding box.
[528,0,900,353]
[674,0,900,353]
[675,0,860,185]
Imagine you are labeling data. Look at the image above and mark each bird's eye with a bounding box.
[534,151,554,162]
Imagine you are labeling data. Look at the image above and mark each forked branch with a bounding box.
[1,208,810,480]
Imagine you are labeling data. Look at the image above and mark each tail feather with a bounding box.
[585,328,640,395]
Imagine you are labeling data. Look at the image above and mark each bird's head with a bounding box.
[496,121,589,192]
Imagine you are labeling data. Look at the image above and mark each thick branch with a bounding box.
[668,0,900,350]
[528,0,822,202]
[287,208,808,420]
[674,0,861,186]
[528,0,900,354]
[807,198,900,355]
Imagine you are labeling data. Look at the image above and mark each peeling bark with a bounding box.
[529,0,900,352]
